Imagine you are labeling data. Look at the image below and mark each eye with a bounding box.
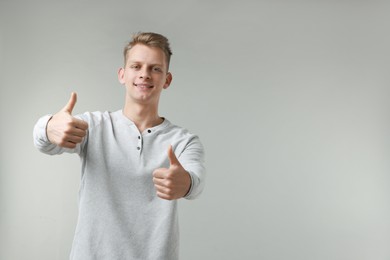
[130,64,140,69]
[153,67,162,72]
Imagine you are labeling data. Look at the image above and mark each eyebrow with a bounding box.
[128,60,164,67]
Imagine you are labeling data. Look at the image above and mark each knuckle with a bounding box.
[64,126,73,134]
[166,189,175,196]
[60,136,68,143]
[166,180,173,188]
[65,118,74,125]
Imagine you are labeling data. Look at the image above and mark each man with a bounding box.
[33,32,206,260]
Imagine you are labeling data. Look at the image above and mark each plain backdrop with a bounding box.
[1,1,390,259]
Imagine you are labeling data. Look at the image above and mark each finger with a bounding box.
[154,185,173,197]
[156,192,173,200]
[68,127,87,138]
[153,177,172,188]
[154,183,167,192]
[65,135,84,144]
[73,118,89,130]
[168,145,180,166]
[62,92,77,114]
[153,168,168,179]
[61,140,78,149]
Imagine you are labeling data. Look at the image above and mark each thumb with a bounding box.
[168,145,180,167]
[62,92,77,114]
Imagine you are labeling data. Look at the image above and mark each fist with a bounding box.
[153,146,192,200]
[47,92,88,149]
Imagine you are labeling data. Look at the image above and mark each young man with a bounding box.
[33,32,205,260]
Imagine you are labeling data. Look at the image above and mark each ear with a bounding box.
[163,72,172,89]
[118,67,125,84]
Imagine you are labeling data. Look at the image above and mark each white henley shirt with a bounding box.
[33,110,206,260]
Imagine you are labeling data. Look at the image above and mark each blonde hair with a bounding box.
[123,32,173,69]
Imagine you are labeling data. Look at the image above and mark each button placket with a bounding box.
[137,135,142,152]
[137,129,152,152]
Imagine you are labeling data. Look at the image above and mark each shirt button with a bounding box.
[138,136,141,139]
[137,147,140,150]
[147,129,151,133]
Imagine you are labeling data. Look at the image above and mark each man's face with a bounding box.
[118,44,172,105]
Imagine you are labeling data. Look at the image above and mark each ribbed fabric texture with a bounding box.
[33,110,205,260]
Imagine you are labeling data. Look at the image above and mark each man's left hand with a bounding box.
[153,146,191,200]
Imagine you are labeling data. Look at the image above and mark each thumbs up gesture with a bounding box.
[153,146,192,200]
[46,92,89,149]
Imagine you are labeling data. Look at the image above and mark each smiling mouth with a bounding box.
[133,83,154,89]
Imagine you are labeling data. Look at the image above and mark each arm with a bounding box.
[178,137,206,200]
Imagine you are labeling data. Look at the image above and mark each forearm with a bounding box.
[180,139,206,200]
[184,165,206,200]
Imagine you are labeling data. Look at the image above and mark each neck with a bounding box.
[123,100,163,133]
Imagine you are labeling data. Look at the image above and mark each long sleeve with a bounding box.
[32,110,204,259]
[179,136,206,200]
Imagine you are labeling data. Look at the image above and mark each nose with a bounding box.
[139,67,151,79]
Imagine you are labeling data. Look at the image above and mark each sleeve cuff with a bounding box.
[184,171,195,199]
[33,114,53,143]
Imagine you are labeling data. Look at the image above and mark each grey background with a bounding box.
[1,1,389,259]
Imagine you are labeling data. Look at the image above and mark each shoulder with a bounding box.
[163,120,195,137]
[163,120,203,147]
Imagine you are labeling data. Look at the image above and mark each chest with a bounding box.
[82,123,173,181]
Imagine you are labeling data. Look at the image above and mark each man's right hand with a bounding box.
[47,92,89,149]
